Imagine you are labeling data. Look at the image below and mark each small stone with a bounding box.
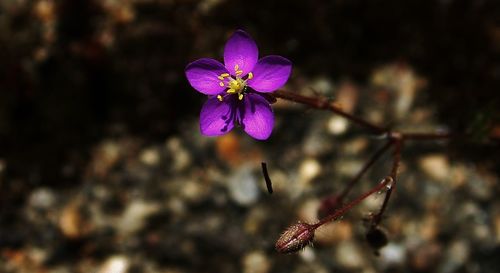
[180,180,208,202]
[28,188,56,210]
[419,154,450,182]
[335,160,364,177]
[228,166,259,206]
[139,147,160,166]
[327,117,348,135]
[297,198,321,224]
[440,240,469,273]
[99,255,129,273]
[380,243,405,266]
[298,158,321,184]
[335,241,365,269]
[59,201,89,239]
[166,138,192,172]
[118,200,160,235]
[409,243,442,272]
[242,250,271,273]
[315,221,352,246]
[299,246,316,263]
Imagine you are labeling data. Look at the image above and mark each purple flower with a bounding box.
[185,30,292,140]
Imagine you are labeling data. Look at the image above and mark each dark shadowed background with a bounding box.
[0,0,499,272]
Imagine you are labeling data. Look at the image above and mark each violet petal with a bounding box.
[238,93,274,140]
[223,30,258,77]
[248,55,292,93]
[200,96,236,136]
[185,58,229,95]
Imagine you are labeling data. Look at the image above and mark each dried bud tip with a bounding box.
[366,226,388,251]
[275,222,315,254]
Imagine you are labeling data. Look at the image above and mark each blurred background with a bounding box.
[0,0,499,272]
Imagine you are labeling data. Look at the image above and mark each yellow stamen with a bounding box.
[238,93,244,100]
[218,76,224,80]
[217,95,223,101]
[234,64,239,72]
[227,89,236,94]
[219,81,225,87]
[235,70,243,76]
[247,72,253,80]
[221,73,230,77]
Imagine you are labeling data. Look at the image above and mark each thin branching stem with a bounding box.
[339,140,393,200]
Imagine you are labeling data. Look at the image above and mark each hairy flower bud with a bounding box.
[275,222,315,254]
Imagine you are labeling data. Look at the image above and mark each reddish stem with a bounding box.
[313,177,393,229]
[372,138,402,225]
[273,90,388,135]
[338,140,393,200]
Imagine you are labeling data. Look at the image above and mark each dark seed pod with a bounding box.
[366,226,388,251]
[275,222,315,254]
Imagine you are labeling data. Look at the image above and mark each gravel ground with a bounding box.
[1,1,499,273]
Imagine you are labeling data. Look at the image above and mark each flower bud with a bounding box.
[275,222,315,254]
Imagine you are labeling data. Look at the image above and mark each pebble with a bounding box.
[418,154,450,182]
[28,188,56,210]
[298,158,321,184]
[98,255,130,273]
[166,138,191,172]
[380,243,405,266]
[90,140,122,178]
[299,246,316,263]
[315,221,353,246]
[327,117,348,135]
[139,147,160,166]
[117,200,160,235]
[440,240,469,273]
[59,200,88,239]
[297,198,321,223]
[334,240,365,269]
[242,251,271,273]
[228,165,259,206]
[335,159,364,177]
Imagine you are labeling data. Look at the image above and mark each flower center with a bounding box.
[217,65,254,102]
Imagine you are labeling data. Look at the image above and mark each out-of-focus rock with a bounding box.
[166,138,192,172]
[228,165,259,206]
[315,221,353,246]
[117,200,160,235]
[409,242,443,272]
[59,200,90,239]
[297,198,320,224]
[28,188,56,210]
[380,243,406,266]
[298,158,321,185]
[334,240,365,269]
[419,154,450,182]
[242,250,271,273]
[139,147,160,167]
[98,255,130,273]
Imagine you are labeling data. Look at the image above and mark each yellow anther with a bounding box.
[238,93,244,100]
[234,64,239,72]
[235,70,243,76]
[221,73,230,77]
[247,72,253,80]
[218,76,224,80]
[217,95,223,101]
[219,81,225,87]
[227,89,236,94]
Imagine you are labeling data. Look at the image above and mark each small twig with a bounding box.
[339,140,393,200]
[272,90,388,135]
[314,177,393,228]
[403,132,452,141]
[261,162,273,194]
[372,138,402,226]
